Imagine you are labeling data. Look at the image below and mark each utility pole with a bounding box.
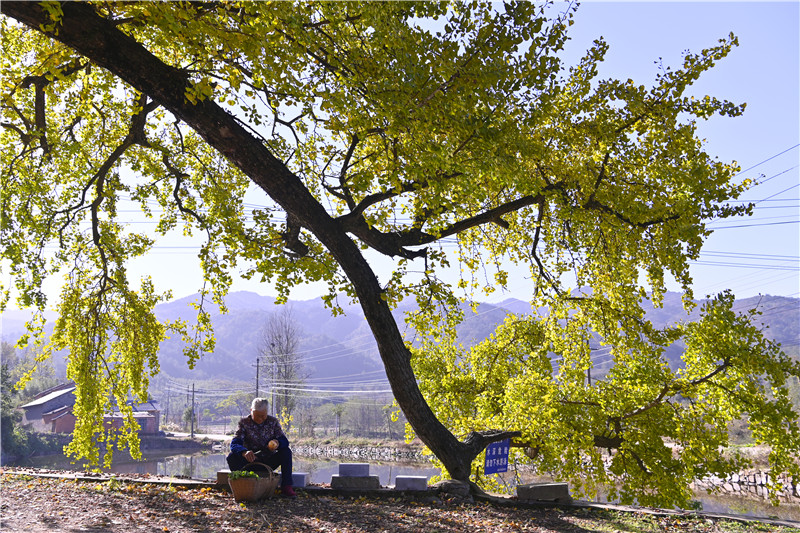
[255,357,260,398]
[268,343,276,413]
[186,385,190,430]
[271,358,276,416]
[164,388,170,426]
[190,383,195,439]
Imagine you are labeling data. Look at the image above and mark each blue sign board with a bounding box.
[484,438,510,475]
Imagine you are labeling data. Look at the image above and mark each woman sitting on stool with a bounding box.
[226,397,296,499]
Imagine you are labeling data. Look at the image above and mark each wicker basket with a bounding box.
[228,463,280,502]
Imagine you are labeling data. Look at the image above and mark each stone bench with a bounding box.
[517,482,572,503]
[216,469,231,485]
[338,463,370,477]
[292,472,310,488]
[394,475,428,491]
[331,462,380,489]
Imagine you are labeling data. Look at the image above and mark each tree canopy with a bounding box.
[2,1,798,506]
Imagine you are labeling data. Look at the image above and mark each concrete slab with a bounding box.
[292,472,310,488]
[394,476,428,491]
[330,475,381,490]
[339,463,370,477]
[517,482,572,502]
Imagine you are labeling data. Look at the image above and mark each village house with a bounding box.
[20,383,161,435]
[20,383,76,432]
[104,400,162,435]
[42,405,77,434]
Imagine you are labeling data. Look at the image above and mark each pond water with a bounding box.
[7,450,440,487]
[8,451,800,522]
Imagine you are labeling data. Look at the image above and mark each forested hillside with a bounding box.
[143,291,800,384]
[2,291,796,385]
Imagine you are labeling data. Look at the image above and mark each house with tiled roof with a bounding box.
[20,384,161,435]
[43,405,77,433]
[104,400,162,435]
[20,383,76,432]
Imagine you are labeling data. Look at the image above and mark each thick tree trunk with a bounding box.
[2,1,492,481]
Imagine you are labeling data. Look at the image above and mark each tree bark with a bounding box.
[1,1,499,481]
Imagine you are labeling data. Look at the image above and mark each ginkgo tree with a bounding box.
[2,1,798,506]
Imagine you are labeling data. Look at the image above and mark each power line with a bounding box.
[697,271,798,298]
[271,378,390,388]
[728,199,799,203]
[709,220,798,230]
[734,144,799,177]
[755,165,798,187]
[755,183,800,204]
[272,385,393,394]
[700,251,797,260]
[712,215,798,224]
[690,260,798,271]
[297,369,388,382]
[744,204,800,210]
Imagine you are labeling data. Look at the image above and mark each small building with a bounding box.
[130,399,161,435]
[47,407,77,434]
[20,383,76,432]
[20,384,160,435]
[104,411,159,435]
[103,400,161,435]
[41,404,76,433]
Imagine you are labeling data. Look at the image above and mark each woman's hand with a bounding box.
[243,450,256,462]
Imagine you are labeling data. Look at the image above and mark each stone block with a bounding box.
[517,482,572,502]
[216,469,231,485]
[330,475,381,490]
[292,472,310,488]
[339,463,370,477]
[394,476,428,491]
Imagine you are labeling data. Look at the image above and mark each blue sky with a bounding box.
[556,1,799,301]
[5,2,799,312]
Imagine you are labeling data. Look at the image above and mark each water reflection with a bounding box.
[155,453,441,485]
[9,451,440,486]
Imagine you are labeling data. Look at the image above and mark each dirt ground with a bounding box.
[1,473,797,533]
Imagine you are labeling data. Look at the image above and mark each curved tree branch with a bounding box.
[1,0,480,481]
[338,191,547,260]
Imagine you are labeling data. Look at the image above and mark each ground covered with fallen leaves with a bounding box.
[1,474,796,533]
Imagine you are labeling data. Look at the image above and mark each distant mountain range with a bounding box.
[152,292,384,383]
[2,292,797,384]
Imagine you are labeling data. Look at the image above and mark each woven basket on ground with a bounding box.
[228,463,280,502]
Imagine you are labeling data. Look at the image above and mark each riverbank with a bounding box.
[290,436,424,461]
[2,471,798,532]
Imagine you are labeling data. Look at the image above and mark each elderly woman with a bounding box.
[226,397,296,498]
